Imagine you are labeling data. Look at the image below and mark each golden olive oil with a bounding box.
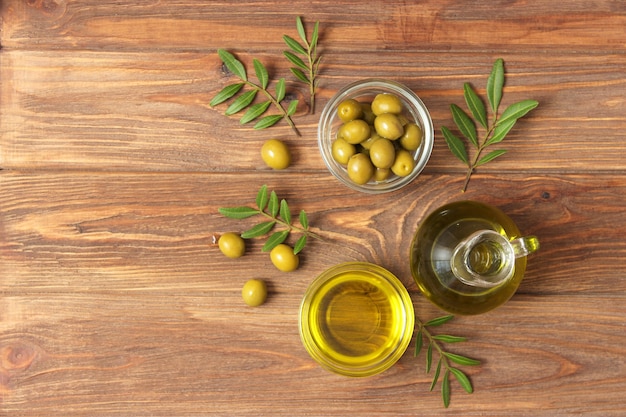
[300,263,414,376]
[410,201,527,315]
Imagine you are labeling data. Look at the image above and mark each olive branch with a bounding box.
[283,16,322,114]
[210,49,300,136]
[218,185,321,254]
[415,315,481,408]
[442,58,538,192]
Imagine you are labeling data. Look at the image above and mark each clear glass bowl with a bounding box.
[299,262,415,377]
[318,79,434,194]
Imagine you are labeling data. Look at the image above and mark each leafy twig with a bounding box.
[218,185,321,254]
[211,49,300,136]
[414,314,481,408]
[441,58,539,192]
[283,16,322,114]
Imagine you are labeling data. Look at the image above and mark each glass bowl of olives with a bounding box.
[318,79,434,193]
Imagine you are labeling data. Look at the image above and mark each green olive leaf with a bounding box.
[218,206,259,219]
[275,78,286,103]
[442,370,451,408]
[268,191,279,217]
[287,100,298,116]
[283,34,307,55]
[240,101,271,124]
[450,368,474,394]
[432,335,468,343]
[299,210,309,229]
[225,90,257,116]
[414,330,423,357]
[441,127,469,165]
[283,51,308,70]
[254,114,283,130]
[425,315,455,327]
[487,58,505,113]
[279,199,292,225]
[496,99,539,127]
[256,185,269,211]
[476,149,507,167]
[262,230,289,252]
[443,352,481,366]
[311,21,320,48]
[485,118,516,146]
[429,359,442,391]
[290,67,310,84]
[426,343,433,372]
[241,220,276,239]
[463,83,488,129]
[294,235,307,255]
[218,49,247,81]
[253,59,269,89]
[296,15,307,45]
[450,104,478,147]
[210,83,244,107]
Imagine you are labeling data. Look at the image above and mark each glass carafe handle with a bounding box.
[450,230,539,288]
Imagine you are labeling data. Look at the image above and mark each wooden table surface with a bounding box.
[2,1,626,415]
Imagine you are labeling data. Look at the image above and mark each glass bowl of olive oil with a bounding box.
[299,262,414,377]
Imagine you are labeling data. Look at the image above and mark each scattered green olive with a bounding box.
[218,232,246,259]
[270,244,300,272]
[242,279,267,306]
[261,139,291,170]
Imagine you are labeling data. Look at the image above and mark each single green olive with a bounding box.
[337,98,364,123]
[360,102,376,125]
[374,113,404,140]
[270,244,300,272]
[242,279,267,307]
[339,119,371,144]
[359,133,382,150]
[261,139,291,170]
[218,232,246,259]
[331,137,356,165]
[373,167,392,182]
[371,93,403,115]
[399,123,423,151]
[390,148,416,177]
[347,153,375,185]
[368,137,396,169]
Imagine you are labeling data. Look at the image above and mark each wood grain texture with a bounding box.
[1,51,625,171]
[2,0,626,416]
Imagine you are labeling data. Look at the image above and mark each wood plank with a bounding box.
[1,288,624,415]
[2,0,625,53]
[2,50,625,171]
[2,171,625,295]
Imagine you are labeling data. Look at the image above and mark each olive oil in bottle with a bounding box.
[410,201,538,315]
